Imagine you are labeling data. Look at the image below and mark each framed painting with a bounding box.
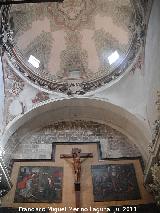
[14,166,63,203]
[91,164,141,201]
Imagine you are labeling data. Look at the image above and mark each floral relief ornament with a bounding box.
[52,0,96,30]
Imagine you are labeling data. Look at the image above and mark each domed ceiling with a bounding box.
[2,0,146,95]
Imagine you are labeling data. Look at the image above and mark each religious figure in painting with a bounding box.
[91,164,141,201]
[15,166,63,203]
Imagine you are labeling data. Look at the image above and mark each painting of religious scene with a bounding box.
[14,166,63,203]
[91,164,141,201]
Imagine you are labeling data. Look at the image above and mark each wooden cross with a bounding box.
[60,148,93,212]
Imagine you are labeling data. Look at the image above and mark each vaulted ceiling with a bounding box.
[7,0,146,94]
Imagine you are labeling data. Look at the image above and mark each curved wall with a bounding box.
[1,98,150,163]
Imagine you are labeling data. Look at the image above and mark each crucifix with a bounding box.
[60,148,93,212]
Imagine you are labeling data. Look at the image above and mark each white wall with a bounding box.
[145,0,160,127]
[143,0,160,180]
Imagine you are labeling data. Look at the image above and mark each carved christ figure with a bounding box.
[72,148,82,183]
[60,148,93,183]
[60,148,93,212]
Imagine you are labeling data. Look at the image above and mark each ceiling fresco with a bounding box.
[1,0,147,95]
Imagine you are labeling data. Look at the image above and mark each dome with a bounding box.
[4,0,145,95]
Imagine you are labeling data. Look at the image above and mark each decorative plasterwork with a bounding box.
[148,163,160,206]
[149,91,160,152]
[93,29,127,75]
[148,120,160,152]
[155,91,160,111]
[129,53,144,74]
[51,0,96,30]
[3,59,25,124]
[4,120,141,167]
[152,120,160,145]
[32,91,49,104]
[3,58,51,124]
[22,31,53,74]
[4,61,24,97]
[59,31,89,81]
[1,1,148,95]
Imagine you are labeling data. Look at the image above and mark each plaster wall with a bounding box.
[88,61,147,123]
[145,0,160,127]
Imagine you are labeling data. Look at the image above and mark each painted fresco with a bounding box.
[91,164,141,201]
[14,166,63,203]
[4,1,145,95]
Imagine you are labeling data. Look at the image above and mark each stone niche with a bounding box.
[4,121,141,169]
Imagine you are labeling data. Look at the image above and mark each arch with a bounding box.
[1,97,150,163]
